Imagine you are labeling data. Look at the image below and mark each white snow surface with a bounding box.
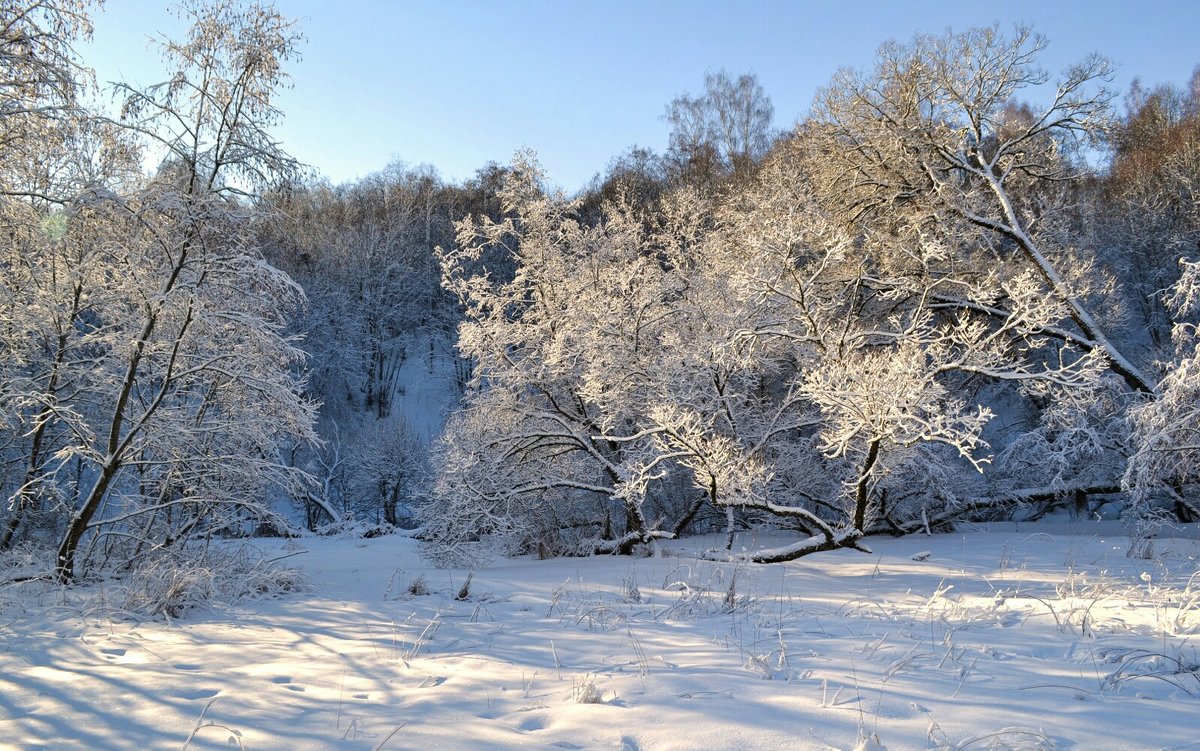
[2,522,1198,750]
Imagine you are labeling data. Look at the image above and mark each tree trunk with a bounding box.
[55,463,119,582]
[671,494,707,538]
[55,244,196,582]
[974,170,1155,394]
[853,439,881,532]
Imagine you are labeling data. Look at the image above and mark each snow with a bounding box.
[392,332,460,444]
[2,523,1198,750]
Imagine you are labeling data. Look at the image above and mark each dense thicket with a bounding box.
[1,5,1196,582]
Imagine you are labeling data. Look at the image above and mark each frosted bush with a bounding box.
[120,546,309,618]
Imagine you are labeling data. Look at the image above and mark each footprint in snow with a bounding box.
[99,648,126,658]
[173,663,203,671]
[172,687,219,700]
[515,714,548,732]
[271,677,305,692]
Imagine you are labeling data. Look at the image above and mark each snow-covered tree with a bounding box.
[262,163,450,421]
[425,154,693,562]
[424,138,1108,565]
[805,24,1151,396]
[1126,258,1200,523]
[646,144,1107,561]
[42,0,316,581]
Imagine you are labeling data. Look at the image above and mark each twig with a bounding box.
[372,723,407,751]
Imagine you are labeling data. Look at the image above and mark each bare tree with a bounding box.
[1101,74,1200,349]
[664,69,775,181]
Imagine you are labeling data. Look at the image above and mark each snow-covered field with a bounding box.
[2,523,1198,750]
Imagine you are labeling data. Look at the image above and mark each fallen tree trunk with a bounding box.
[702,527,872,563]
[706,484,1124,564]
[594,529,675,555]
[867,484,1123,537]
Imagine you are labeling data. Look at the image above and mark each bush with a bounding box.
[120,545,310,618]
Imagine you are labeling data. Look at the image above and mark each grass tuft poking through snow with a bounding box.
[120,545,310,619]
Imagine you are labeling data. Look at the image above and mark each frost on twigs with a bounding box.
[421,27,1174,566]
[1100,646,1200,696]
[570,675,607,704]
[1126,258,1200,538]
[925,717,1056,751]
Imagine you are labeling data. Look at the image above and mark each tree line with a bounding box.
[420,28,1200,564]
[0,2,1196,583]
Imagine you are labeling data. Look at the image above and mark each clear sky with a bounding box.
[81,0,1200,193]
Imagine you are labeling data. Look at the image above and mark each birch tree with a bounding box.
[665,70,775,184]
[51,0,315,581]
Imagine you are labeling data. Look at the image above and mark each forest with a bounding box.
[1,0,1198,586]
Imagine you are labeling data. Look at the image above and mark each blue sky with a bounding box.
[82,1,1200,193]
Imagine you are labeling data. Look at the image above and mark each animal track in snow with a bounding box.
[172,687,219,700]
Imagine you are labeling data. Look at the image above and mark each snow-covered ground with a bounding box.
[2,523,1198,750]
